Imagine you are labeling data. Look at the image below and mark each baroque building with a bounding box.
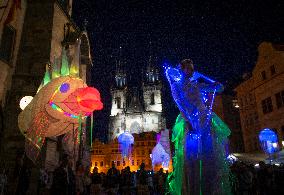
[109,57,166,140]
[235,42,284,152]
[91,130,172,173]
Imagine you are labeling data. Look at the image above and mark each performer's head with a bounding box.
[180,59,194,78]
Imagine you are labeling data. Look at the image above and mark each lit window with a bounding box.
[100,161,104,167]
[132,160,134,165]
[117,161,120,166]
[95,162,98,166]
[137,160,140,166]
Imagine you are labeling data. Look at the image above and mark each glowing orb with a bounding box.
[259,128,278,154]
[20,96,33,110]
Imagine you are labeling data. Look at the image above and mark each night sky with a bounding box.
[72,0,284,141]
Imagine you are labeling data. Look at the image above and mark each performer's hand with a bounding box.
[214,82,224,92]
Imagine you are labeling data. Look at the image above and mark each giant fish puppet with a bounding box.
[18,74,103,162]
[164,59,231,195]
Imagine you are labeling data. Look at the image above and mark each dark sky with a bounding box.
[72,0,284,141]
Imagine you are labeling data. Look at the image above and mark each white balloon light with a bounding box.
[19,96,33,110]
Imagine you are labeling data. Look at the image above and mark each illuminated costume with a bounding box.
[165,62,231,194]
[18,52,103,163]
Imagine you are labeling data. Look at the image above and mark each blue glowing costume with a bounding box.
[165,65,231,195]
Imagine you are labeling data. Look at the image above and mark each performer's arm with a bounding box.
[198,82,224,93]
[191,72,224,93]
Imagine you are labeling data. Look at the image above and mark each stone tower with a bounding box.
[110,59,127,116]
[109,55,166,140]
[143,56,162,113]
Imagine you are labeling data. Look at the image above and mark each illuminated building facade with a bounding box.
[91,132,172,173]
[235,42,284,152]
[109,56,166,140]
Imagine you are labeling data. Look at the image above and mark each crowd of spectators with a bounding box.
[3,155,284,195]
[90,162,168,195]
[230,161,284,195]
[36,159,168,195]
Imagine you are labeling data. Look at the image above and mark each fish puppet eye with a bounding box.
[60,83,70,93]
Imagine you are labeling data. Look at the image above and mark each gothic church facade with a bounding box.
[109,60,166,140]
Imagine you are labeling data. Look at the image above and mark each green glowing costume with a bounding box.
[168,113,231,195]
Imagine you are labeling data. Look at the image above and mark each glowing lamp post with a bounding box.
[259,128,279,158]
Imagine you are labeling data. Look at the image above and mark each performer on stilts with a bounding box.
[165,59,231,195]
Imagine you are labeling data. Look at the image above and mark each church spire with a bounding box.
[115,46,127,88]
[145,41,159,84]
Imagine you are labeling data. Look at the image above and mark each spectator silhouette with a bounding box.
[51,157,69,195]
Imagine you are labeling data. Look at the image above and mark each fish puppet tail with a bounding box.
[24,111,50,162]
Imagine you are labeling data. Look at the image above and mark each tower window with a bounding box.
[116,97,121,108]
[150,93,155,105]
[261,97,273,114]
[0,25,15,63]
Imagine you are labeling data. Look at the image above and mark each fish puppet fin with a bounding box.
[24,110,58,162]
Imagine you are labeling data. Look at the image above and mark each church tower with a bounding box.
[108,46,166,141]
[110,48,127,116]
[142,56,162,113]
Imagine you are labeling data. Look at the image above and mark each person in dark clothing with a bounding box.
[91,167,102,194]
[137,163,149,194]
[106,162,120,194]
[107,162,119,187]
[120,166,132,194]
[91,167,101,184]
[51,158,69,195]
[137,163,148,185]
